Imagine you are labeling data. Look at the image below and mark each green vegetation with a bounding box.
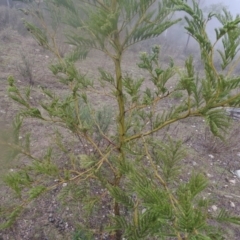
[1,0,240,239]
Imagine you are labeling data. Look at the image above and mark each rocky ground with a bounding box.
[0,20,240,240]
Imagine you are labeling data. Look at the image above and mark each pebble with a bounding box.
[142,208,146,214]
[230,201,235,208]
[224,195,233,199]
[234,170,240,178]
[211,205,218,211]
[229,179,236,185]
[48,216,55,223]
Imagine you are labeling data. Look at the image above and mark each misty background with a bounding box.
[0,0,240,71]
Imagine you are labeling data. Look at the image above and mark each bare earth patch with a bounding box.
[1,29,240,240]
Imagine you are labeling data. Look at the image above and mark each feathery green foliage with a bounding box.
[1,0,240,239]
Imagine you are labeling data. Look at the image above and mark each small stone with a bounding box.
[208,154,214,159]
[142,208,146,214]
[230,201,235,208]
[206,173,213,178]
[229,179,236,185]
[234,170,240,178]
[192,161,197,166]
[211,205,218,212]
[224,195,233,199]
[48,217,55,223]
[62,182,67,187]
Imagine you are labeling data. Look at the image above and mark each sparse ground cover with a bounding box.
[1,1,240,240]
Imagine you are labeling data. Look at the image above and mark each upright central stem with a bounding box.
[111,24,126,238]
[114,57,125,152]
[113,56,125,240]
[111,2,126,238]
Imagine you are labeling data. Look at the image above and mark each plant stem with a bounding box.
[113,21,126,238]
[114,201,122,240]
[114,56,125,153]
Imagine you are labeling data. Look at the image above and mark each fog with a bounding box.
[1,0,239,61]
[158,0,240,58]
[198,0,240,37]
[205,0,240,16]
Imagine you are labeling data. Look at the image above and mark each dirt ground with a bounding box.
[1,25,240,240]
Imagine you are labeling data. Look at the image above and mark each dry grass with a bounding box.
[200,125,240,154]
